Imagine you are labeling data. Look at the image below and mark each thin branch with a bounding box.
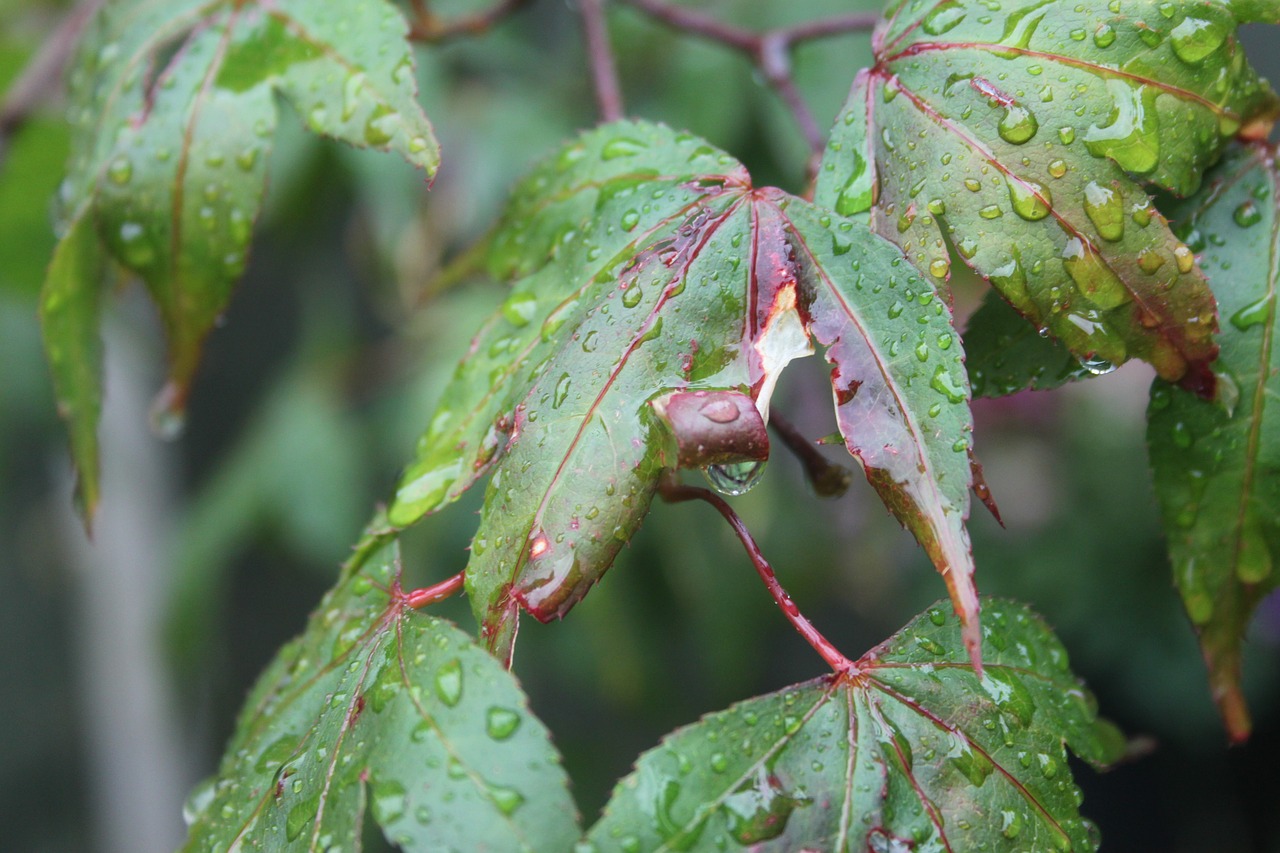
[769,413,853,498]
[579,0,624,122]
[0,0,103,168]
[659,474,855,673]
[406,0,532,43]
[404,571,466,608]
[617,0,879,165]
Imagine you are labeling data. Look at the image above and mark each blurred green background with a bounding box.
[2,1,1279,850]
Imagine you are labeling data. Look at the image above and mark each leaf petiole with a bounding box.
[403,571,466,609]
[658,473,855,674]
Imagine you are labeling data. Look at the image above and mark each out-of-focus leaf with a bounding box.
[389,121,980,666]
[816,0,1280,395]
[0,118,69,297]
[38,215,105,521]
[1148,142,1280,742]
[41,0,438,520]
[180,531,580,851]
[966,290,1104,396]
[588,599,1123,852]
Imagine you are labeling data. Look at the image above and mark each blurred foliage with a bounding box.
[2,0,1279,851]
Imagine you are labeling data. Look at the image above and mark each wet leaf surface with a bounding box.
[388,122,981,665]
[587,599,1123,853]
[41,0,439,518]
[1147,142,1280,741]
[180,531,579,851]
[816,0,1280,394]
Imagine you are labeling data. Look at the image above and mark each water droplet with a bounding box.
[1170,17,1226,64]
[601,137,647,160]
[704,460,766,496]
[1230,294,1273,330]
[1083,181,1124,241]
[370,779,407,824]
[923,1,967,34]
[1048,159,1067,178]
[502,291,538,326]
[1085,83,1159,174]
[835,151,871,216]
[1062,237,1129,309]
[1093,23,1116,47]
[1001,809,1025,839]
[930,366,966,404]
[997,104,1039,145]
[928,608,947,626]
[1174,244,1196,274]
[722,767,808,845]
[486,707,521,740]
[286,799,316,841]
[1137,247,1166,274]
[434,659,463,706]
[1008,177,1051,221]
[182,777,216,826]
[107,157,132,185]
[488,782,525,815]
[621,284,643,308]
[1234,200,1262,227]
[553,373,571,408]
[364,106,397,146]
[929,258,950,278]
[1171,421,1193,449]
[979,204,1003,219]
[342,72,365,121]
[1076,354,1116,375]
[915,635,945,655]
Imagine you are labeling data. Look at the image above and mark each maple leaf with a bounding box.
[40,0,438,521]
[587,599,1124,852]
[389,121,982,667]
[816,0,1280,396]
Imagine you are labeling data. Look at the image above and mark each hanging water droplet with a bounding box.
[1076,354,1116,375]
[704,460,766,496]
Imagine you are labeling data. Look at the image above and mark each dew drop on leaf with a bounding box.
[1083,181,1124,241]
[922,1,966,35]
[434,658,463,706]
[486,706,522,740]
[1170,17,1226,64]
[1229,294,1273,330]
[997,104,1039,145]
[1233,200,1262,227]
[1008,177,1051,221]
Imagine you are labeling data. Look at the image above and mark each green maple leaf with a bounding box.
[39,0,439,521]
[816,0,1280,396]
[588,599,1124,852]
[1148,142,1280,742]
[389,121,984,667]
[180,531,579,851]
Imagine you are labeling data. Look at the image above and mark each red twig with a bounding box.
[404,571,466,608]
[579,0,624,122]
[406,0,532,42]
[659,475,855,673]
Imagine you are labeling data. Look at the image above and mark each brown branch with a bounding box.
[0,0,104,168]
[617,0,878,162]
[769,413,853,498]
[659,474,855,673]
[579,0,624,122]
[406,0,532,43]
